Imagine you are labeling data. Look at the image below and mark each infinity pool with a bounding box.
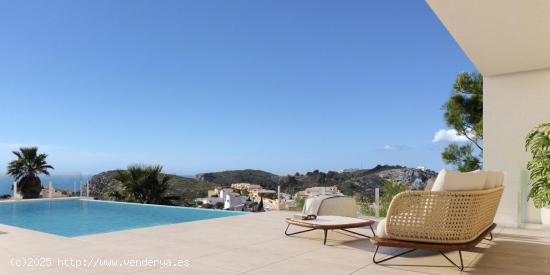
[0,199,246,237]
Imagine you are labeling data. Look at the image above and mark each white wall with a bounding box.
[484,68,550,226]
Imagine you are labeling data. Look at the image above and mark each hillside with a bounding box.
[196,169,279,188]
[195,165,437,201]
[88,170,215,206]
[89,165,437,206]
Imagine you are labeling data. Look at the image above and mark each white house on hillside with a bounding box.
[196,187,247,210]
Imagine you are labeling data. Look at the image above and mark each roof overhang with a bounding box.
[426,0,550,76]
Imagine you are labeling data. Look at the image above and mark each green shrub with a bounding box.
[294,195,305,209]
[214,202,225,209]
[261,192,277,200]
[379,179,408,217]
[358,200,376,216]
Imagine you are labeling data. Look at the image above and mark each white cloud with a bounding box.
[432,129,469,143]
[383,145,395,151]
[380,144,410,151]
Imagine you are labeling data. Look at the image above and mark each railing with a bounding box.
[356,187,384,217]
[280,187,389,218]
[1,174,93,200]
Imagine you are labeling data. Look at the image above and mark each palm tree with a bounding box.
[7,147,54,199]
[115,165,171,204]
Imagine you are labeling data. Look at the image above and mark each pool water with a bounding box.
[0,199,246,237]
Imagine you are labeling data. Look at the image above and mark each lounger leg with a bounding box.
[439,250,464,271]
[284,224,316,236]
[323,229,328,245]
[339,229,372,239]
[338,225,376,239]
[372,245,416,264]
[485,232,493,241]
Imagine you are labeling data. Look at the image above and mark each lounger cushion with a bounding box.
[317,196,357,218]
[375,218,388,238]
[431,169,487,191]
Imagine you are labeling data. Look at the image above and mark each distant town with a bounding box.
[195,183,343,211]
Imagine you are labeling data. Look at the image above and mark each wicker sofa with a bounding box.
[371,186,504,270]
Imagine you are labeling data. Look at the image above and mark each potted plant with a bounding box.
[525,123,550,226]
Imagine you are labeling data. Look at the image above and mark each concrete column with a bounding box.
[375,188,380,217]
[13,181,17,201]
[277,185,281,210]
[48,181,53,198]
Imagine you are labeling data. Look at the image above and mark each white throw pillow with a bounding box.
[484,171,504,189]
[375,218,388,238]
[431,169,487,191]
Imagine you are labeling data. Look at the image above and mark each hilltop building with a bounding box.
[298,186,343,198]
[230,183,262,191]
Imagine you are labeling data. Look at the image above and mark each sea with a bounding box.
[0,175,92,195]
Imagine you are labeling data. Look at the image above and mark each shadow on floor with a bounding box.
[304,228,550,274]
[494,232,550,244]
[464,239,550,274]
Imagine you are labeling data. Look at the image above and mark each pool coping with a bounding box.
[0,197,249,214]
[0,196,90,203]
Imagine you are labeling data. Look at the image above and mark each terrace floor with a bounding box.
[0,211,549,275]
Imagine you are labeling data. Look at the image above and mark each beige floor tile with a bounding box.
[498,227,550,239]
[244,256,361,275]
[132,264,236,275]
[368,249,464,275]
[0,249,53,275]
[465,239,550,275]
[0,211,548,275]
[351,264,429,275]
[191,245,291,273]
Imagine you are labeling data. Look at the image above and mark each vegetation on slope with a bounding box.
[196,169,279,188]
[196,165,436,202]
[90,165,436,206]
[89,170,215,206]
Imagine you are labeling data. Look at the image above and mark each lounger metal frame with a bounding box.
[284,223,375,245]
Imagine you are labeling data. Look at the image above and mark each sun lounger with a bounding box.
[285,216,375,245]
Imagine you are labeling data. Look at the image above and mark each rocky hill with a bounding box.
[196,169,279,188]
[89,165,437,206]
[195,165,437,201]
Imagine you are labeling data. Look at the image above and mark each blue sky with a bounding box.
[0,0,476,175]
